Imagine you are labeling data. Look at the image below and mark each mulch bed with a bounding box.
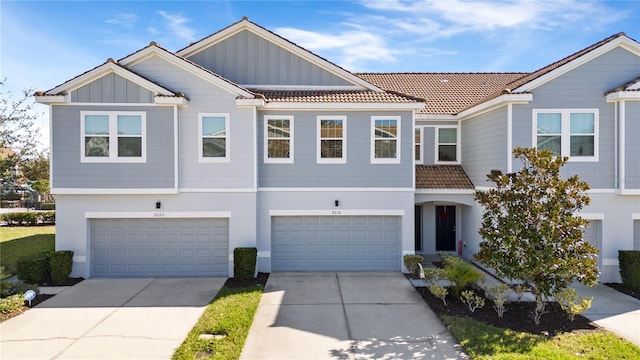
[40,277,85,287]
[223,272,269,288]
[604,283,640,301]
[415,286,601,336]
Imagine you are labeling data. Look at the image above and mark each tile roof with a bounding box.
[416,165,474,189]
[251,89,423,104]
[607,75,640,93]
[357,73,526,114]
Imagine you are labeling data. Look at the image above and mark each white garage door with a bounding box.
[91,218,228,277]
[271,216,401,271]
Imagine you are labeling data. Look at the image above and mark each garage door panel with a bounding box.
[91,218,228,277]
[272,215,400,272]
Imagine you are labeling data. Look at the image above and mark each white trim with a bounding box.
[176,20,382,92]
[588,189,617,194]
[603,258,619,266]
[414,127,423,165]
[434,125,460,164]
[269,209,404,216]
[631,213,640,220]
[618,189,640,195]
[236,98,265,106]
[532,109,599,162]
[179,188,257,193]
[173,105,180,190]
[619,101,626,189]
[415,114,457,121]
[244,85,363,90]
[252,106,258,190]
[48,105,54,187]
[415,189,475,195]
[80,111,147,163]
[507,103,513,172]
[475,186,493,191]
[580,213,605,220]
[261,102,424,110]
[154,96,189,106]
[371,116,401,164]
[606,91,640,101]
[85,211,231,219]
[73,256,87,263]
[52,188,178,195]
[514,36,640,93]
[35,95,66,104]
[264,115,294,164]
[119,45,255,98]
[45,61,176,97]
[317,115,347,164]
[458,93,532,120]
[257,251,271,258]
[57,102,159,107]
[198,113,230,163]
[258,187,414,192]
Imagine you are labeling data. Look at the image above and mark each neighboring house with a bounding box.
[36,18,639,282]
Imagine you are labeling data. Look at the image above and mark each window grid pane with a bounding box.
[439,145,457,162]
[570,136,594,156]
[268,139,290,158]
[118,137,142,157]
[84,115,109,135]
[374,119,397,139]
[117,115,142,135]
[570,113,594,134]
[415,129,421,161]
[85,137,109,157]
[203,138,226,157]
[538,136,561,156]
[202,117,226,137]
[267,119,291,159]
[375,139,397,159]
[438,128,456,144]
[537,113,562,134]
[320,119,343,159]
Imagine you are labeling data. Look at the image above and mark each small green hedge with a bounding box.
[1,211,55,225]
[16,252,52,284]
[234,247,257,280]
[50,250,74,284]
[0,294,24,314]
[619,251,640,290]
[403,254,424,278]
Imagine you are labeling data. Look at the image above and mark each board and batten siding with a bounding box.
[71,73,154,103]
[624,101,640,190]
[187,29,353,86]
[257,110,414,188]
[51,105,174,189]
[129,55,255,189]
[511,46,640,189]
[461,107,508,186]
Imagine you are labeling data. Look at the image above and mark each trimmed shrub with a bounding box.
[39,203,56,211]
[0,211,55,225]
[619,250,640,290]
[233,247,257,280]
[0,294,24,314]
[442,255,485,296]
[16,252,52,284]
[403,254,424,278]
[50,251,74,284]
[40,211,55,224]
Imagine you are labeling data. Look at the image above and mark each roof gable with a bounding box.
[177,17,382,91]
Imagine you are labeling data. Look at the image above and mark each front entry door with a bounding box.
[436,206,456,251]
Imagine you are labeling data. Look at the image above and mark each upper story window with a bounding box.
[372,116,401,164]
[317,116,346,163]
[81,111,145,163]
[437,126,458,163]
[265,116,293,163]
[415,128,422,164]
[199,113,229,162]
[534,109,598,161]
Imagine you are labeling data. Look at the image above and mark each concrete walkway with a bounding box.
[0,277,226,359]
[240,272,467,360]
[575,283,640,346]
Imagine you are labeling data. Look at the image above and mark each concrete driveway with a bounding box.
[240,272,467,360]
[0,277,226,359]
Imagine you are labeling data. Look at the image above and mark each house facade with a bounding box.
[37,19,640,282]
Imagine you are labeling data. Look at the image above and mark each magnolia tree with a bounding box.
[474,147,599,323]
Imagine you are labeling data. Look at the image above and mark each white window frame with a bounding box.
[264,115,294,164]
[371,116,401,164]
[532,109,599,162]
[317,115,347,164]
[80,111,146,163]
[198,113,230,163]
[415,127,423,164]
[435,125,460,164]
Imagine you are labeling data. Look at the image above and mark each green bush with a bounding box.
[403,254,424,278]
[0,211,56,225]
[233,247,257,280]
[16,252,52,284]
[50,250,74,284]
[619,251,640,290]
[1,281,38,298]
[442,255,485,296]
[40,211,55,224]
[39,203,56,210]
[0,294,24,314]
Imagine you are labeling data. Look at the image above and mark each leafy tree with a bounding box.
[474,147,598,323]
[21,154,49,181]
[31,179,50,195]
[0,78,42,160]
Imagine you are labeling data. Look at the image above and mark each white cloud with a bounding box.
[157,10,197,42]
[105,13,138,29]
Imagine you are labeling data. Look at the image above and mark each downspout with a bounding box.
[614,101,618,189]
[619,100,626,191]
[507,103,513,173]
[174,104,179,192]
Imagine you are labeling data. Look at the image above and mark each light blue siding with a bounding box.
[129,55,256,189]
[188,30,353,86]
[511,47,640,189]
[461,107,508,185]
[625,101,640,189]
[257,110,413,188]
[71,73,153,103]
[51,105,174,188]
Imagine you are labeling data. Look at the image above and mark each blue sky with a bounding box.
[1,0,639,150]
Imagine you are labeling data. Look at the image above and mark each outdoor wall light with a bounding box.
[156,201,161,209]
[335,200,339,207]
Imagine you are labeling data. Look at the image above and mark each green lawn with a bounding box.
[173,285,263,360]
[0,226,55,278]
[443,315,640,359]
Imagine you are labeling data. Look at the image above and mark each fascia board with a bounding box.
[35,95,67,104]
[606,91,640,101]
[154,96,189,105]
[177,21,383,92]
[260,102,425,110]
[46,62,175,96]
[119,47,255,98]
[514,37,640,93]
[457,93,533,120]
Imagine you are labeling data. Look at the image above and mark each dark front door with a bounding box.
[436,206,456,251]
[415,205,422,251]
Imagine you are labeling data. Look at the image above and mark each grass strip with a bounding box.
[442,315,640,359]
[0,226,55,277]
[173,285,263,360]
